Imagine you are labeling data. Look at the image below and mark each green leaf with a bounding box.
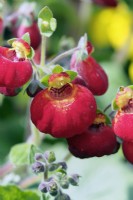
[29,144,40,164]
[21,33,31,45]
[41,75,50,87]
[0,185,40,200]
[65,70,77,81]
[27,47,35,59]
[7,38,17,46]
[9,143,32,166]
[52,65,63,73]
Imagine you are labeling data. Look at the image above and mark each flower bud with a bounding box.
[48,181,58,196]
[44,151,56,163]
[68,174,80,186]
[60,178,69,189]
[38,182,48,193]
[58,162,67,170]
[35,153,44,161]
[48,163,59,171]
[32,161,45,174]
[26,79,44,97]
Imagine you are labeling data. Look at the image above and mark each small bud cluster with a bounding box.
[31,151,80,200]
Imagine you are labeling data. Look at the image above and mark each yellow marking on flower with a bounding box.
[48,73,71,89]
[116,87,133,109]
[12,39,31,59]
[93,113,106,125]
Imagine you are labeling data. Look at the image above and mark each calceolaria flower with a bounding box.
[30,72,97,138]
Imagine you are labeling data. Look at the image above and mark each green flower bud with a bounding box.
[44,151,56,163]
[68,174,80,186]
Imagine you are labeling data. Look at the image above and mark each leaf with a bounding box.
[9,143,35,166]
[65,70,77,81]
[21,33,31,45]
[52,65,63,73]
[29,144,40,164]
[41,75,50,87]
[0,185,40,200]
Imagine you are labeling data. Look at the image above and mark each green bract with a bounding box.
[111,98,119,111]
[9,143,39,166]
[38,6,57,37]
[52,65,64,73]
[22,33,31,45]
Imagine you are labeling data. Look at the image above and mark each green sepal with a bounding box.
[27,47,35,59]
[38,6,57,37]
[21,32,31,45]
[111,98,119,111]
[65,70,77,81]
[7,38,17,46]
[52,65,64,73]
[127,85,133,90]
[96,109,111,125]
[41,75,50,87]
[38,6,53,21]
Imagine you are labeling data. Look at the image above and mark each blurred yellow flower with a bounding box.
[89,3,133,58]
[128,62,133,82]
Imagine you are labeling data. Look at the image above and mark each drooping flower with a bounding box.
[30,72,97,138]
[67,112,118,158]
[0,39,33,89]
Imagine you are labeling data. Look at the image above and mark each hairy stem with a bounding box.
[47,47,79,66]
[40,35,46,67]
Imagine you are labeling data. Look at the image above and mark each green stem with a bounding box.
[63,152,72,162]
[44,165,48,180]
[40,35,46,67]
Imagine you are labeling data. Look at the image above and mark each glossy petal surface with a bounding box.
[67,126,117,158]
[30,84,96,138]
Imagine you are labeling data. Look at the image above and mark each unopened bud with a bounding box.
[44,151,56,163]
[38,181,48,193]
[26,79,44,97]
[60,178,69,189]
[58,162,67,170]
[35,153,44,161]
[48,163,59,171]
[48,181,58,196]
[32,162,45,174]
[68,174,80,186]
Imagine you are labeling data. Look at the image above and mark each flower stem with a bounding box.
[47,47,80,66]
[40,35,46,67]
[103,104,111,113]
[44,165,48,180]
